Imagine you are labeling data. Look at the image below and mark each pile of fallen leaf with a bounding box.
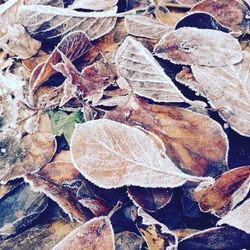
[0,0,250,249]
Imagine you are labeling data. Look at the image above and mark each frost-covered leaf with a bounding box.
[128,186,173,212]
[0,179,22,200]
[194,166,250,216]
[105,95,228,177]
[154,27,243,66]
[191,0,250,32]
[19,5,117,41]
[217,198,250,234]
[0,219,80,250]
[0,113,56,183]
[69,0,118,10]
[137,208,178,250]
[48,110,84,145]
[25,161,90,222]
[176,0,201,7]
[178,226,250,250]
[29,31,92,94]
[116,36,187,103]
[115,231,144,250]
[71,119,211,189]
[177,51,250,136]
[22,50,49,71]
[52,216,115,250]
[0,182,48,240]
[125,15,172,40]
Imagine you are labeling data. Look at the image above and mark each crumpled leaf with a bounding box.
[48,110,84,145]
[154,27,243,66]
[137,208,178,250]
[128,186,173,212]
[191,0,250,32]
[71,119,212,189]
[52,216,115,250]
[0,219,80,250]
[29,31,92,94]
[116,36,187,103]
[125,15,172,40]
[0,182,48,240]
[194,166,250,216]
[217,198,250,234]
[177,51,250,136]
[25,161,90,222]
[115,231,145,250]
[105,95,228,177]
[175,12,230,32]
[19,5,117,41]
[69,0,118,10]
[1,113,56,183]
[178,226,250,250]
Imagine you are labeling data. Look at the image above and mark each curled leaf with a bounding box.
[154,27,243,66]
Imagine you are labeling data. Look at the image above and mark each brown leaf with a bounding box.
[115,231,145,250]
[194,166,250,216]
[29,31,92,94]
[116,36,188,103]
[125,15,173,40]
[154,27,243,66]
[52,216,115,250]
[177,51,250,136]
[178,226,250,250]
[0,220,80,250]
[71,119,211,189]
[22,50,49,71]
[1,113,56,183]
[25,161,90,222]
[191,0,250,32]
[217,198,250,234]
[128,186,173,212]
[105,95,228,177]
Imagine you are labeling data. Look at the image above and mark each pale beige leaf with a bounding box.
[19,5,117,41]
[71,119,212,189]
[69,0,118,10]
[125,15,172,40]
[116,36,187,103]
[154,27,243,66]
[217,198,250,234]
[52,216,115,250]
[189,51,250,136]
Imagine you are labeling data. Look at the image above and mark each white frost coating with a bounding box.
[70,119,213,189]
[116,36,187,103]
[125,15,172,40]
[217,198,250,234]
[191,51,250,136]
[138,208,178,249]
[69,0,118,10]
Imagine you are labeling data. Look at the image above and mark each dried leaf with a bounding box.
[115,231,144,250]
[0,183,48,240]
[154,27,243,66]
[71,119,211,189]
[125,15,172,40]
[48,110,84,145]
[176,0,201,7]
[0,179,22,200]
[178,226,250,250]
[105,95,228,177]
[19,5,117,41]
[128,186,173,212]
[69,0,118,10]
[191,0,250,32]
[0,220,80,250]
[194,166,250,216]
[1,113,56,183]
[116,36,187,103]
[52,216,115,250]
[22,50,49,71]
[29,31,92,94]
[25,161,90,222]
[177,51,250,136]
[217,198,250,234]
